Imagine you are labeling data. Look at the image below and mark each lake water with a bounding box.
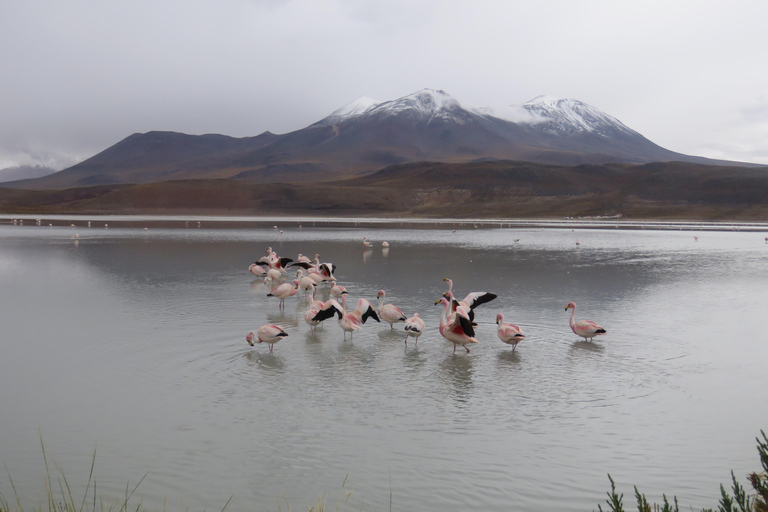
[1,220,767,512]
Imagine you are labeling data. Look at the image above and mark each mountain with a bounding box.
[0,164,56,183]
[4,89,758,190]
[4,160,768,220]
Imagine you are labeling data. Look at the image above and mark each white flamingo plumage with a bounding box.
[246,324,289,353]
[436,296,478,353]
[496,313,525,351]
[565,301,606,342]
[376,289,406,329]
[403,313,425,347]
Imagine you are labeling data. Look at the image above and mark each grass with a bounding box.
[4,432,767,511]
[598,430,768,512]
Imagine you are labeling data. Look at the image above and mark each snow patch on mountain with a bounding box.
[327,96,381,119]
[316,89,471,125]
[514,96,638,136]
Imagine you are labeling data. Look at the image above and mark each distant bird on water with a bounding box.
[565,302,606,342]
[246,325,289,353]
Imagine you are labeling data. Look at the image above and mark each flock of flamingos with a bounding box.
[246,241,607,354]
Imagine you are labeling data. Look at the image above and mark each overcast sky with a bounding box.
[2,0,767,170]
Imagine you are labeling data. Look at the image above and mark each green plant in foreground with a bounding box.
[598,430,768,512]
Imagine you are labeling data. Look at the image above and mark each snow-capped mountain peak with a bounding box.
[316,88,469,125]
[327,96,381,119]
[517,95,637,136]
[316,88,640,139]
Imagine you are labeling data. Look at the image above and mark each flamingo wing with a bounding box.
[361,304,380,324]
[312,302,342,322]
[574,320,606,335]
[463,292,497,310]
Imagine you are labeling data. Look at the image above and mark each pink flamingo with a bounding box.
[348,298,380,325]
[267,281,299,309]
[403,313,425,347]
[249,263,267,276]
[496,313,525,351]
[296,269,317,295]
[443,278,497,323]
[436,296,478,353]
[565,302,606,342]
[246,324,288,353]
[303,292,325,334]
[376,290,406,329]
[338,296,364,339]
[330,284,348,298]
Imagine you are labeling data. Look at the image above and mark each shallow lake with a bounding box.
[1,221,767,512]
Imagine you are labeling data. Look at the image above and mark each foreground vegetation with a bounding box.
[598,431,768,512]
[2,432,767,512]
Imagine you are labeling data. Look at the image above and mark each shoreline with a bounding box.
[2,213,768,232]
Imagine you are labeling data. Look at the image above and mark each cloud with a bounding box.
[1,0,768,168]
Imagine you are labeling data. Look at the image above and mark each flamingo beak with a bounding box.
[435,299,441,305]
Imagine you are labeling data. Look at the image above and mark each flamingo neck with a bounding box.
[569,306,576,328]
[439,299,450,331]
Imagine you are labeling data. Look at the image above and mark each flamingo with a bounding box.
[264,268,282,287]
[363,237,373,248]
[403,313,425,347]
[249,263,267,276]
[310,298,343,329]
[348,297,380,325]
[330,284,348,298]
[296,269,317,295]
[376,290,406,329]
[443,278,497,322]
[337,296,363,339]
[313,297,360,340]
[267,281,299,309]
[303,292,325,334]
[565,302,606,342]
[496,313,525,351]
[296,253,312,265]
[382,241,390,248]
[246,325,288,353]
[436,296,478,353]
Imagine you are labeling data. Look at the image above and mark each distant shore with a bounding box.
[3,213,768,232]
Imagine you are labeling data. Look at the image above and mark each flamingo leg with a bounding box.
[465,345,470,353]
